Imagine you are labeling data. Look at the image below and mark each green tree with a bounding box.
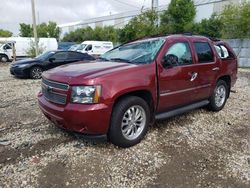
[0,29,12,37]
[19,23,33,37]
[160,0,196,34]
[46,21,60,39]
[220,2,250,39]
[62,26,119,43]
[193,14,222,38]
[19,22,60,39]
[26,40,45,57]
[118,10,158,43]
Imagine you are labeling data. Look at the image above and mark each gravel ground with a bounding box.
[0,63,249,188]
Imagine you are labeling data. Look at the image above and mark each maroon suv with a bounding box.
[38,35,238,147]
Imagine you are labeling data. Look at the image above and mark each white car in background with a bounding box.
[0,37,58,62]
[76,41,113,56]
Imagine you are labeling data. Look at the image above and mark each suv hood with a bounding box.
[43,61,136,84]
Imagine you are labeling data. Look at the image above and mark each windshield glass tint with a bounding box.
[35,51,54,60]
[76,44,87,51]
[101,38,165,64]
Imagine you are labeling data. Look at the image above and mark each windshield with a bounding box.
[35,51,54,60]
[76,44,87,51]
[101,38,165,64]
[69,44,80,51]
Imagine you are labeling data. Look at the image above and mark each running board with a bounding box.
[155,100,209,120]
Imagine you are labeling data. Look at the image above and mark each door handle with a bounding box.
[212,67,220,71]
[190,72,198,82]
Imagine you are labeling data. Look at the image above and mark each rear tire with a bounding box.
[208,80,228,111]
[108,96,150,148]
[30,66,43,79]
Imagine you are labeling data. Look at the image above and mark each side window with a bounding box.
[4,43,12,50]
[163,42,193,67]
[85,45,92,51]
[194,42,214,63]
[68,52,82,59]
[214,44,232,59]
[51,52,68,61]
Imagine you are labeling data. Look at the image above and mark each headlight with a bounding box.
[71,85,101,104]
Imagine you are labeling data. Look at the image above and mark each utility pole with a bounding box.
[31,0,38,56]
[151,0,158,11]
[151,0,159,26]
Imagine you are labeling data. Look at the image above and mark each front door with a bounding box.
[157,41,200,113]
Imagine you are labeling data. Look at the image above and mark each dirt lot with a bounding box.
[0,63,249,188]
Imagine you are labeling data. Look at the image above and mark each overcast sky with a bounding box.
[0,0,171,35]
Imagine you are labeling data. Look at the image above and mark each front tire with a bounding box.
[208,80,228,111]
[108,96,150,148]
[30,66,43,79]
[0,54,9,63]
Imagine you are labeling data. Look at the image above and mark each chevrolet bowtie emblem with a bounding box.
[47,86,53,92]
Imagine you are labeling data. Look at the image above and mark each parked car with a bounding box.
[38,35,238,147]
[10,50,95,79]
[0,37,58,62]
[75,41,113,56]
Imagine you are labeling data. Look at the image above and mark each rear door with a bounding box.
[190,40,220,100]
[157,39,201,112]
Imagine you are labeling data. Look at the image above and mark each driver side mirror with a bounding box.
[49,57,55,62]
[161,54,179,69]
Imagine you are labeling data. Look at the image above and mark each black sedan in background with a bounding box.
[10,51,95,79]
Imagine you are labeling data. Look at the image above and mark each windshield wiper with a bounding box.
[98,57,109,61]
[110,58,133,64]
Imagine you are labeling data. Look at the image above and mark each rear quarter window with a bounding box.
[214,44,235,59]
[194,42,214,63]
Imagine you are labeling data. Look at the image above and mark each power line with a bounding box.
[110,0,141,9]
[60,0,228,29]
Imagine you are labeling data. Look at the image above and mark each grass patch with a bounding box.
[239,67,250,69]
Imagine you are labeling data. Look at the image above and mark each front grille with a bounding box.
[42,78,69,105]
[42,78,69,90]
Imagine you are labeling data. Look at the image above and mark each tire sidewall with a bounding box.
[209,80,228,111]
[0,54,9,63]
[30,66,42,79]
[109,96,150,148]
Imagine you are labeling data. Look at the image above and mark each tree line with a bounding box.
[0,0,249,43]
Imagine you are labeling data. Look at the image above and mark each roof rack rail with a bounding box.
[208,37,221,42]
[182,32,193,36]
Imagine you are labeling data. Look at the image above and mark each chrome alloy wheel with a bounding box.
[121,105,146,140]
[215,85,226,107]
[31,67,42,79]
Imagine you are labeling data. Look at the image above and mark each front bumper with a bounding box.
[10,66,27,77]
[38,95,112,135]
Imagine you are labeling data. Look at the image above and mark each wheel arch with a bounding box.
[112,90,155,124]
[0,53,9,62]
[28,64,44,78]
[217,75,231,98]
